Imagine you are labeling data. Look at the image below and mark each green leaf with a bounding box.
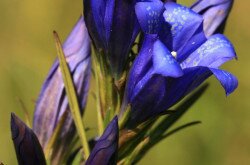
[53,31,90,159]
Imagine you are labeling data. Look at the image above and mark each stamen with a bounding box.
[171,51,177,58]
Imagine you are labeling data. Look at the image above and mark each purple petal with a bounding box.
[152,39,183,77]
[191,0,234,36]
[84,0,110,49]
[160,2,204,56]
[86,116,119,165]
[210,68,238,95]
[181,34,236,68]
[11,113,46,165]
[84,0,140,79]
[126,34,157,101]
[166,66,237,104]
[129,74,166,125]
[135,0,164,34]
[108,0,140,78]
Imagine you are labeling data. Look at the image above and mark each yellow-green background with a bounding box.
[0,0,249,164]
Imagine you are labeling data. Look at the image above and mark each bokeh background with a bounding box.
[0,0,249,164]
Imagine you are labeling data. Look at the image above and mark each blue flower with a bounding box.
[11,113,46,165]
[33,16,91,162]
[86,116,119,165]
[84,0,140,79]
[191,0,234,36]
[124,1,238,126]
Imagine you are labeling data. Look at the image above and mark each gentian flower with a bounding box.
[84,0,140,80]
[123,1,238,126]
[11,113,46,165]
[86,116,119,165]
[191,0,234,36]
[33,16,91,162]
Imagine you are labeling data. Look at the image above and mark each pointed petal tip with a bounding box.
[113,116,118,123]
[210,68,238,96]
[153,40,183,78]
[225,79,238,96]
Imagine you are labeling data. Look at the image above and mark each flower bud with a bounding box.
[86,117,119,165]
[11,113,46,165]
[84,0,140,80]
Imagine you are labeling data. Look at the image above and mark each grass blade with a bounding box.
[53,31,90,159]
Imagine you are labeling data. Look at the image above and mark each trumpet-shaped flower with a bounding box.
[84,0,140,79]
[124,1,238,126]
[86,116,119,165]
[191,0,234,36]
[33,16,91,162]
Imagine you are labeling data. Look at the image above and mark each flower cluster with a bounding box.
[9,0,237,164]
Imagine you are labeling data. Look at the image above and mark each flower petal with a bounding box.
[126,34,157,100]
[160,66,212,108]
[153,39,183,77]
[181,34,236,68]
[86,116,119,165]
[84,0,113,49]
[11,113,46,165]
[129,74,167,126]
[191,0,234,36]
[108,0,140,78]
[166,66,237,102]
[210,68,238,95]
[160,2,204,55]
[135,0,164,34]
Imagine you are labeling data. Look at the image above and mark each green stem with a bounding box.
[93,49,120,126]
[92,48,104,135]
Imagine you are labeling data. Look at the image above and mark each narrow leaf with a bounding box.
[53,31,90,159]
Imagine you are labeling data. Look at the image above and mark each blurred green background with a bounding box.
[0,0,249,164]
